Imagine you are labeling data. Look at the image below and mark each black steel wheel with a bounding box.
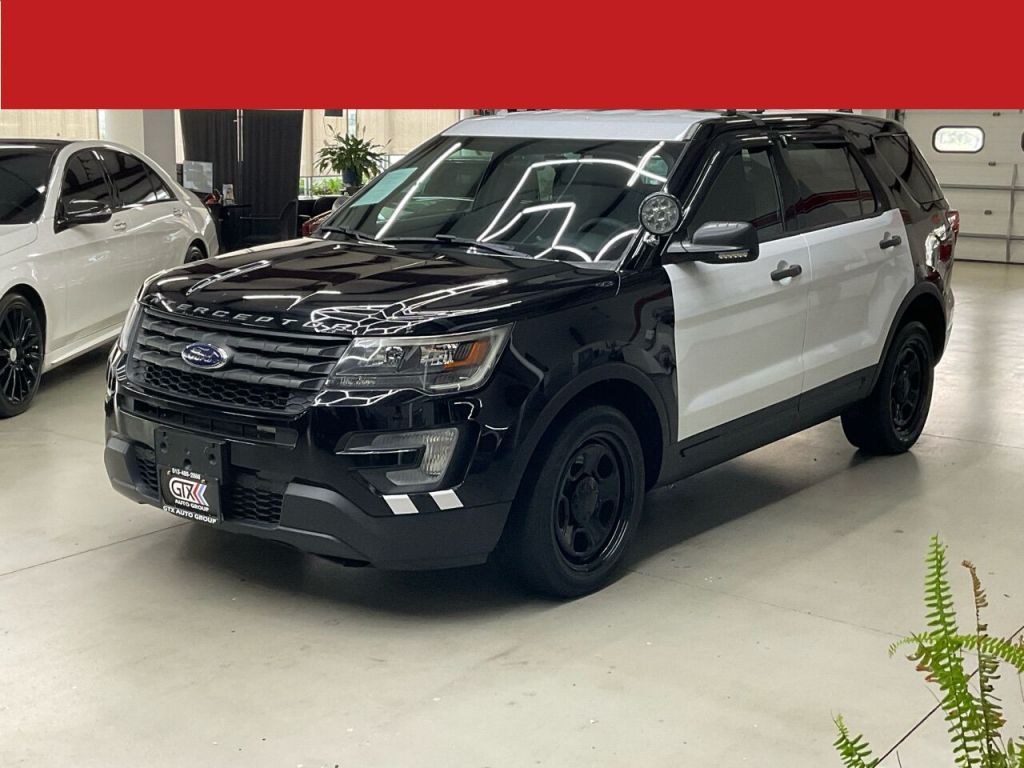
[841,320,934,454]
[499,405,645,598]
[554,435,630,568]
[0,293,44,418]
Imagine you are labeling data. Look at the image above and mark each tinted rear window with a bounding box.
[782,143,878,230]
[874,134,943,203]
[0,147,55,225]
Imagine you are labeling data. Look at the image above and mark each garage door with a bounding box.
[902,109,1024,264]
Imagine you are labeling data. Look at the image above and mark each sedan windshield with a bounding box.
[324,136,682,264]
[0,146,56,225]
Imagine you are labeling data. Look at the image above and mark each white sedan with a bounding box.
[0,139,218,416]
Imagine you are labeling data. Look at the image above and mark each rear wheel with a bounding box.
[500,405,645,598]
[841,320,934,454]
[184,243,206,263]
[0,293,44,418]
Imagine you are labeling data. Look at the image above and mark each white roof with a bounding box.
[444,109,851,142]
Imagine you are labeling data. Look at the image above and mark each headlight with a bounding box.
[328,325,510,394]
[117,299,143,352]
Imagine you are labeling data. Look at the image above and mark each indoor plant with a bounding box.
[834,536,1024,768]
[315,129,386,187]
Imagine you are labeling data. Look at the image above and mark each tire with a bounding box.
[841,320,934,455]
[184,243,207,263]
[0,292,45,418]
[499,405,645,598]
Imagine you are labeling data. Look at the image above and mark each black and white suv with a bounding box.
[104,110,957,597]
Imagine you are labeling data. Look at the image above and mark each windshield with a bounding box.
[324,136,683,264]
[0,146,56,225]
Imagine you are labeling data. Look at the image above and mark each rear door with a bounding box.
[98,149,187,284]
[776,132,914,395]
[666,133,810,441]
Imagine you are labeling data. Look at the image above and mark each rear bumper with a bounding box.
[104,416,512,571]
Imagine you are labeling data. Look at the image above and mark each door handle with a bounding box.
[879,234,902,250]
[770,263,803,282]
[172,207,184,217]
[112,220,128,232]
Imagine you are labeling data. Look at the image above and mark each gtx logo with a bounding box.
[168,477,208,508]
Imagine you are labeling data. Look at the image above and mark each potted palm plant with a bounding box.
[316,129,386,188]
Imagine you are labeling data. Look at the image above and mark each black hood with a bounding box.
[140,238,619,337]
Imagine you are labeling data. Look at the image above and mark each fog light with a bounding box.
[369,427,459,487]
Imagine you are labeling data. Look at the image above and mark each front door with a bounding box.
[55,148,128,342]
[665,138,810,441]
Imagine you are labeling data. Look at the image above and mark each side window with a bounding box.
[99,150,157,206]
[146,165,174,202]
[61,150,113,211]
[781,143,876,230]
[687,146,783,242]
[873,134,943,203]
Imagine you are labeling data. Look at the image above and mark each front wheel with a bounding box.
[499,405,645,598]
[841,320,934,454]
[0,292,44,418]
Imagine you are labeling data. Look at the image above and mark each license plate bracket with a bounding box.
[155,428,227,525]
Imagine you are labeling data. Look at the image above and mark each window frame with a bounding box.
[775,135,886,235]
[680,135,789,244]
[932,125,985,154]
[57,148,116,222]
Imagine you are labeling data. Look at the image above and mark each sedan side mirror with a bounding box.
[664,221,759,265]
[62,198,113,227]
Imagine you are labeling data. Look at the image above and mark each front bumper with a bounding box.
[104,393,514,570]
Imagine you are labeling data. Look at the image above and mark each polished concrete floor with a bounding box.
[2,261,1023,767]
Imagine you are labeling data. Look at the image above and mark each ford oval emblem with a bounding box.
[181,342,231,370]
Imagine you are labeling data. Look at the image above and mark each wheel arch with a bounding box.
[871,283,948,389]
[2,283,48,340]
[510,364,670,495]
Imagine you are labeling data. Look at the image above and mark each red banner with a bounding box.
[1,0,1021,107]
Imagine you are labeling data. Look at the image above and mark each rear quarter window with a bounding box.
[873,134,943,204]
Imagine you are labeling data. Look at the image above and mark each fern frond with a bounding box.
[963,560,1006,762]
[953,635,1024,675]
[833,715,879,768]
[919,537,985,768]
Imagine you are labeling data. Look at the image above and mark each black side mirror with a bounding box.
[62,198,113,227]
[664,221,759,265]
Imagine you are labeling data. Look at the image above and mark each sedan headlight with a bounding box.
[117,299,143,353]
[328,326,510,393]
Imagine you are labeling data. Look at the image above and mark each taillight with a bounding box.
[938,209,959,263]
[947,209,960,238]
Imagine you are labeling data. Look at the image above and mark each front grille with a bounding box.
[126,310,349,415]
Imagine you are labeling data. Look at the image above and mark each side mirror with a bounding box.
[664,221,759,265]
[62,198,113,227]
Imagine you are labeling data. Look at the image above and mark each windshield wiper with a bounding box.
[379,234,531,259]
[320,225,374,241]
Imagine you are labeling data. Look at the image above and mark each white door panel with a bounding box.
[801,209,914,391]
[667,235,810,441]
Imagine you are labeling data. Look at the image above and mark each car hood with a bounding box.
[0,223,38,257]
[139,237,620,337]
